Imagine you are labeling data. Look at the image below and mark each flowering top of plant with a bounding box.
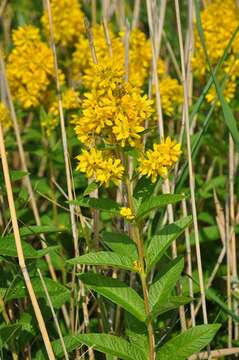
[7,25,55,109]
[192,0,239,104]
[0,102,11,131]
[73,57,153,149]
[41,0,84,47]
[138,137,182,183]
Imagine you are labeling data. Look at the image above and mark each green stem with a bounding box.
[126,179,155,360]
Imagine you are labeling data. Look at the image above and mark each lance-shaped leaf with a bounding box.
[79,272,146,322]
[146,216,192,273]
[103,232,138,260]
[67,251,138,272]
[135,194,185,222]
[157,296,192,316]
[149,257,184,316]
[156,324,221,360]
[37,333,147,360]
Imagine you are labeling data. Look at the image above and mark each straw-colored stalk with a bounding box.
[0,122,55,359]
[38,269,69,360]
[174,0,209,327]
[0,53,70,328]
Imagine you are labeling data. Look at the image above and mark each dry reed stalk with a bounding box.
[91,0,97,25]
[146,0,188,331]
[182,199,195,327]
[0,0,7,18]
[226,198,233,347]
[155,0,167,58]
[189,191,226,325]
[190,347,239,359]
[45,0,81,334]
[0,122,55,359]
[162,31,182,80]
[229,134,239,340]
[174,0,209,329]
[103,18,113,57]
[38,269,69,360]
[0,53,70,328]
[132,0,141,29]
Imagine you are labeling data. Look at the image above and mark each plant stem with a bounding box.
[126,179,155,360]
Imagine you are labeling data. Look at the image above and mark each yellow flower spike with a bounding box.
[120,207,135,221]
[41,0,84,47]
[7,25,55,109]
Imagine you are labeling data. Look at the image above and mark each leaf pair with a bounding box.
[36,325,220,360]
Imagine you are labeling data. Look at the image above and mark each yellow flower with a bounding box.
[138,137,181,183]
[76,148,124,187]
[192,0,239,80]
[41,0,84,47]
[73,59,153,148]
[206,80,236,105]
[120,207,135,220]
[0,102,11,131]
[7,25,55,109]
[72,24,124,84]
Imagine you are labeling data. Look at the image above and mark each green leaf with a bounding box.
[146,216,192,272]
[10,170,28,181]
[79,272,146,322]
[43,333,147,360]
[5,277,70,306]
[194,0,239,152]
[207,288,239,322]
[3,225,60,241]
[70,197,120,212]
[158,296,192,315]
[156,324,221,360]
[83,182,98,196]
[0,324,22,349]
[67,251,138,272]
[135,194,185,221]
[102,232,138,260]
[0,236,59,259]
[125,313,149,356]
[149,257,184,316]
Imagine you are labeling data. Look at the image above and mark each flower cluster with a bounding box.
[0,102,11,131]
[72,24,183,115]
[41,89,81,136]
[192,0,239,104]
[73,58,153,148]
[7,25,54,109]
[76,148,124,187]
[41,0,84,47]
[138,137,182,183]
